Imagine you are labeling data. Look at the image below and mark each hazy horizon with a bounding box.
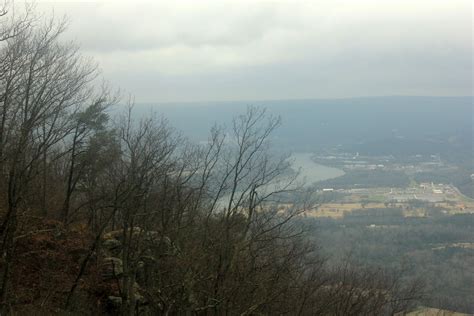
[136,94,473,106]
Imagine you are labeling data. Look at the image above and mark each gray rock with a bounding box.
[103,238,121,250]
[103,227,144,242]
[133,282,147,305]
[101,257,123,280]
[107,296,122,309]
[103,230,122,241]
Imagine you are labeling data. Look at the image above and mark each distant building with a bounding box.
[322,188,334,192]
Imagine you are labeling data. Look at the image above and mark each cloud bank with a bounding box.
[36,0,472,102]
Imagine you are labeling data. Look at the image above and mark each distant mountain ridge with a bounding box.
[129,96,472,153]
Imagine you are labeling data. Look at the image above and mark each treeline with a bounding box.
[314,170,410,189]
[0,8,422,315]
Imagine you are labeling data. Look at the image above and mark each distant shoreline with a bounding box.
[289,152,345,187]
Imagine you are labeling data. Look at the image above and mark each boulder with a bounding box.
[133,282,147,305]
[101,257,123,280]
[102,239,122,256]
[106,296,122,310]
[103,230,122,241]
[103,238,121,250]
[103,227,144,242]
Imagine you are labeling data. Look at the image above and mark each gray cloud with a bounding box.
[36,0,472,102]
[43,2,289,52]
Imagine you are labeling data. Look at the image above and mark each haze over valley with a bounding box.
[0,1,472,315]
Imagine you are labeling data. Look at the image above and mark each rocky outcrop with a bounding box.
[102,239,121,256]
[101,257,123,280]
[100,227,171,314]
[106,296,122,311]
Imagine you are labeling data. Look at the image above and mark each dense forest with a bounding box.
[0,8,426,315]
[308,212,474,314]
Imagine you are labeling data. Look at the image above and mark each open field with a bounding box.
[306,202,385,218]
[305,187,474,219]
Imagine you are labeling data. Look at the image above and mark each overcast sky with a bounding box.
[35,0,473,103]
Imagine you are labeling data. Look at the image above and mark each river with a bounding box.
[289,153,345,187]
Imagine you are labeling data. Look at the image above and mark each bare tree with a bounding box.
[0,14,113,310]
[0,7,425,313]
[60,88,116,223]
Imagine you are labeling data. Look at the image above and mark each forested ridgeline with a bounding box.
[0,9,422,315]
